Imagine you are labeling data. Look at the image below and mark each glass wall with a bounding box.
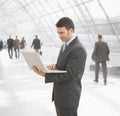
[0,0,120,52]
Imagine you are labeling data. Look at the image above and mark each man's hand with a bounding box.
[47,64,57,70]
[32,66,45,77]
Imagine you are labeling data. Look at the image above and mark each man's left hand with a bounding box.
[32,66,45,77]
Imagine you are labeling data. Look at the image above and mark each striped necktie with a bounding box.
[62,43,67,52]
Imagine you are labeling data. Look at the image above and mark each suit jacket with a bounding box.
[92,40,110,62]
[13,39,20,49]
[7,38,14,48]
[31,38,41,49]
[45,37,87,108]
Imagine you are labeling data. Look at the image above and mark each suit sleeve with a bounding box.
[31,41,34,48]
[92,43,97,60]
[106,43,110,61]
[106,43,110,55]
[45,47,87,83]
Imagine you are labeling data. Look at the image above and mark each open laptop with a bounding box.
[21,51,67,73]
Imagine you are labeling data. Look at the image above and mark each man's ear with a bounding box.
[69,28,74,33]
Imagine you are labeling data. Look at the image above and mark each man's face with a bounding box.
[57,27,73,42]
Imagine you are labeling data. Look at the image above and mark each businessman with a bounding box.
[92,34,110,85]
[31,35,41,53]
[7,35,14,59]
[32,17,87,116]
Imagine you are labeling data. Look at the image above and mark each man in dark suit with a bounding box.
[92,34,110,85]
[7,35,14,59]
[13,36,20,59]
[32,17,87,116]
[31,35,41,53]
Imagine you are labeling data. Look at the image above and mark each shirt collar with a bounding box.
[65,35,76,46]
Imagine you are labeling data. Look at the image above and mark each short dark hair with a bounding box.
[56,17,74,31]
[98,34,102,39]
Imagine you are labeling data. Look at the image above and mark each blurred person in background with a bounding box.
[31,35,41,53]
[20,37,26,49]
[13,36,20,59]
[7,35,14,59]
[92,34,110,85]
[0,39,3,51]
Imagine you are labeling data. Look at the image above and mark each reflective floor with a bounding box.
[0,48,120,116]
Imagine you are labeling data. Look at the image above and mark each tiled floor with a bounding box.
[0,48,120,116]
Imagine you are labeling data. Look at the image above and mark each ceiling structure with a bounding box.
[0,0,120,52]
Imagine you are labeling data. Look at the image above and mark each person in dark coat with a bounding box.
[20,37,26,49]
[13,36,20,59]
[32,17,87,116]
[92,34,110,85]
[0,39,3,51]
[31,35,41,53]
[7,35,14,59]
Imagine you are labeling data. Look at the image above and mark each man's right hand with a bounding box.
[47,64,57,70]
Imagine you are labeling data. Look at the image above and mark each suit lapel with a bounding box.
[57,37,78,62]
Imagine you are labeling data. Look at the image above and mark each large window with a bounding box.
[0,0,120,51]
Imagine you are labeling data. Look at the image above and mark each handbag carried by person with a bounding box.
[39,50,42,55]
